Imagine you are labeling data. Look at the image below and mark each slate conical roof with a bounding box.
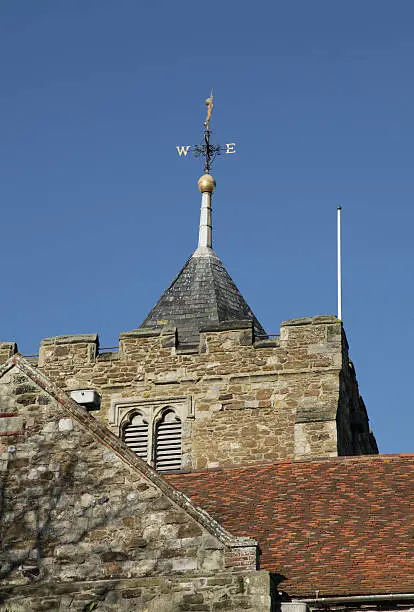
[140,168,266,346]
[140,247,266,346]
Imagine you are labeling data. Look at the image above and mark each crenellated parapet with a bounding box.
[34,316,344,368]
[5,315,377,469]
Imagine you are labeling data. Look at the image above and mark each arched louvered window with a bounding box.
[154,410,182,472]
[122,413,149,460]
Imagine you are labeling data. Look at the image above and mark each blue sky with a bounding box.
[1,1,413,453]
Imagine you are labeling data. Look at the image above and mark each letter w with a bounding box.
[176,145,191,157]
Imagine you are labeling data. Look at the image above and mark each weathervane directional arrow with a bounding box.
[176,93,236,172]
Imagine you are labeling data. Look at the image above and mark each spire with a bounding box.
[139,95,266,346]
[194,173,215,256]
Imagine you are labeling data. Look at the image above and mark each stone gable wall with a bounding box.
[0,364,270,611]
[0,316,377,471]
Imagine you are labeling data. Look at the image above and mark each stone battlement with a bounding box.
[0,315,377,469]
[1,315,344,362]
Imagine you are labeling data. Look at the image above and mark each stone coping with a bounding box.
[200,320,253,332]
[40,334,99,346]
[120,328,162,338]
[281,315,339,327]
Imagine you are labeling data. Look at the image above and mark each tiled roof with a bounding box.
[166,455,414,598]
[139,249,265,345]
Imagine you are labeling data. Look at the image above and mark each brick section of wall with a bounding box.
[28,316,377,468]
[224,546,259,571]
[167,455,414,598]
[0,359,266,611]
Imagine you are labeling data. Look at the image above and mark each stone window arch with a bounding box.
[153,408,182,472]
[112,396,192,472]
[121,412,150,462]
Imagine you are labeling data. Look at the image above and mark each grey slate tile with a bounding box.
[139,250,266,345]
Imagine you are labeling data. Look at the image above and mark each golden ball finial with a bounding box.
[198,173,216,194]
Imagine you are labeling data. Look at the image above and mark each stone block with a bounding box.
[58,418,73,432]
[282,603,310,612]
[0,415,23,434]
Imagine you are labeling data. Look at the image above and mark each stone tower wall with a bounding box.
[0,315,377,471]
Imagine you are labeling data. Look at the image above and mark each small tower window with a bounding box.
[154,410,182,472]
[122,412,149,461]
[117,399,190,472]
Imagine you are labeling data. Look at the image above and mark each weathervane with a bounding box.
[176,93,236,172]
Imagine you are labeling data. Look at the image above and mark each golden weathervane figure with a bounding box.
[204,92,214,131]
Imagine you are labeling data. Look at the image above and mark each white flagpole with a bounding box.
[337,205,342,321]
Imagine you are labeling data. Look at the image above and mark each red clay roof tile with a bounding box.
[166,455,414,598]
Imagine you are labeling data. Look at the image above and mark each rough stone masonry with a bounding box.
[1,315,377,474]
[0,356,271,611]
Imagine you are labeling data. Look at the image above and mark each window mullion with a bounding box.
[148,410,155,466]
